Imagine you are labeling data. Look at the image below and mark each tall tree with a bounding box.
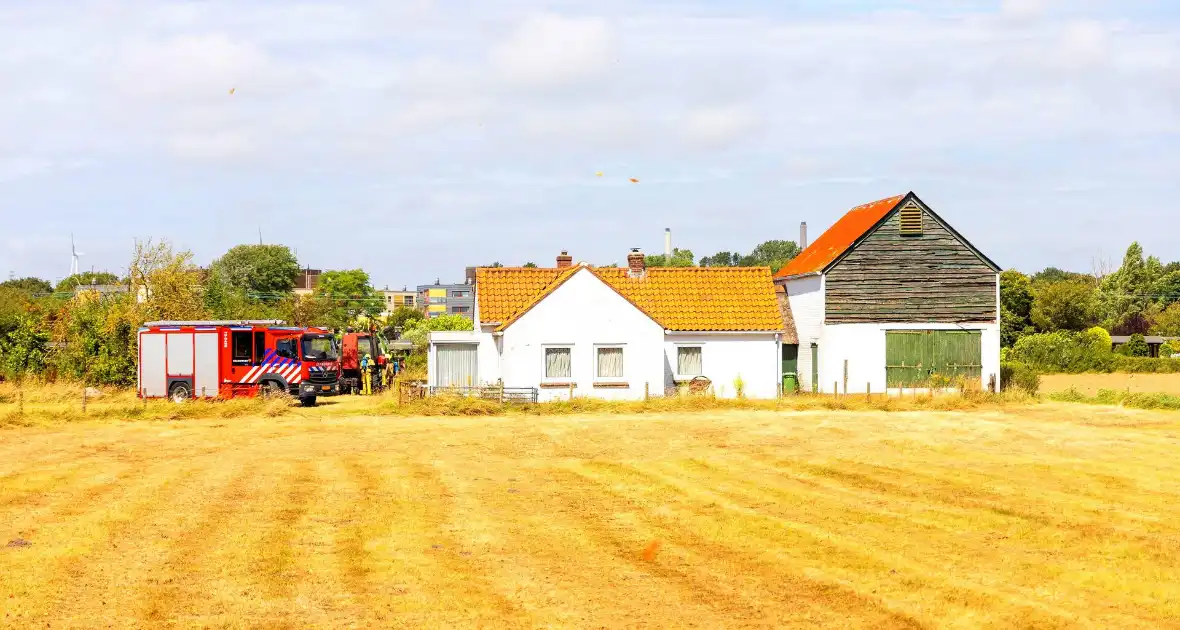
[1100,242,1154,334]
[645,248,695,268]
[55,271,121,292]
[130,239,208,321]
[1031,267,1093,285]
[740,240,800,273]
[1152,303,1180,336]
[208,244,300,301]
[315,269,383,328]
[1031,279,1100,332]
[0,277,53,294]
[1000,270,1035,346]
[699,252,741,267]
[383,306,425,339]
[1150,271,1180,308]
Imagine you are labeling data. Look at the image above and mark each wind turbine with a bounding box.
[70,234,84,276]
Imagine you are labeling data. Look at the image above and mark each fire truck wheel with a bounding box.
[299,395,317,407]
[261,381,283,397]
[169,382,192,403]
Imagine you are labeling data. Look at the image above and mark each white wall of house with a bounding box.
[662,333,780,399]
[498,269,665,401]
[783,274,824,392]
[819,322,1001,394]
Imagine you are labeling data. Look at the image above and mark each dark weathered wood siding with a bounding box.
[825,207,997,323]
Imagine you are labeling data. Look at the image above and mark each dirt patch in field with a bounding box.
[1040,373,1180,395]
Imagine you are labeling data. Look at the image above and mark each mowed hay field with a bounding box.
[1041,372,1180,396]
[3,406,1180,628]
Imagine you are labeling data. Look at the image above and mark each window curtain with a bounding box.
[437,344,477,387]
[545,347,571,378]
[597,347,623,378]
[677,347,703,376]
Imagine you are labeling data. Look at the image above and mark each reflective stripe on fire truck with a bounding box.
[237,350,304,384]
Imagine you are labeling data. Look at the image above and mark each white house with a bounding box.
[427,250,787,400]
[776,191,1002,394]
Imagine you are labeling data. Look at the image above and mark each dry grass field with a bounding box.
[1041,372,1180,396]
[3,403,1180,628]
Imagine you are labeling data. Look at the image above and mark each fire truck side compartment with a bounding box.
[140,333,167,397]
[194,333,219,397]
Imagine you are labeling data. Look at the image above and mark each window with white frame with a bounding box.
[676,345,703,377]
[544,346,572,379]
[595,346,624,381]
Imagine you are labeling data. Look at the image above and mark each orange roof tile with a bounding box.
[478,265,783,332]
[775,193,907,278]
[476,267,566,323]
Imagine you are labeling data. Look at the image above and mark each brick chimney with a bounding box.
[627,248,646,278]
[556,250,573,268]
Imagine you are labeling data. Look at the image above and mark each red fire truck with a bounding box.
[137,320,340,406]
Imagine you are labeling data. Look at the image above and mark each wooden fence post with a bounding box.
[834,381,839,398]
[17,388,23,415]
[568,383,574,401]
[644,382,650,401]
[81,388,87,415]
[843,360,849,397]
[866,382,871,403]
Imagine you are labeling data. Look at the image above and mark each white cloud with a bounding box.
[1,1,1179,282]
[168,131,256,159]
[489,14,615,88]
[1001,0,1052,20]
[679,106,760,149]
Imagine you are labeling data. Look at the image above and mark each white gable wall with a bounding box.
[499,268,665,401]
[663,334,779,398]
[783,274,824,392]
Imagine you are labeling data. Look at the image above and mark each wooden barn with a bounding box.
[775,191,1001,394]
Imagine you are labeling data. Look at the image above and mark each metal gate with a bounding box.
[886,330,982,388]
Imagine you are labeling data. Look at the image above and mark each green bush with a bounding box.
[1008,330,1180,374]
[1000,362,1040,395]
[1116,333,1150,357]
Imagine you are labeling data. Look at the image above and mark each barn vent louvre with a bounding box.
[898,203,923,235]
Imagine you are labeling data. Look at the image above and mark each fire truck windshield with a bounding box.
[302,335,338,361]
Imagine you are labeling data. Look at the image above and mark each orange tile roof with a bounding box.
[478,265,783,332]
[775,193,907,278]
[476,267,566,323]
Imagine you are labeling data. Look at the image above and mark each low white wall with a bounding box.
[499,269,665,401]
[663,334,780,399]
[820,322,1002,394]
[784,275,823,392]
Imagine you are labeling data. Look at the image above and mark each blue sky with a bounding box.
[2,0,1178,289]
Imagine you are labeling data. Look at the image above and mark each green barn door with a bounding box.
[886,331,929,387]
[887,330,982,388]
[932,330,982,384]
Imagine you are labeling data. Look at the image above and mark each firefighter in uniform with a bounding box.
[360,353,373,395]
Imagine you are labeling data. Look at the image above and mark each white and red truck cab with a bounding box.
[137,320,341,406]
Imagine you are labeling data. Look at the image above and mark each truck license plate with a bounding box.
[321,386,331,391]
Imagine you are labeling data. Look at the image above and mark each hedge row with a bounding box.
[1005,330,1180,374]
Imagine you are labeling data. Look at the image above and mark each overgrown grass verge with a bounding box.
[0,381,294,427]
[1049,387,1180,411]
[3,381,1044,425]
[372,390,1038,418]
